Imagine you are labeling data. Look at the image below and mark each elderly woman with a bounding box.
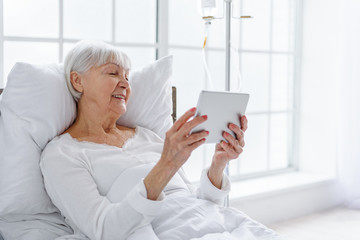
[40,40,282,240]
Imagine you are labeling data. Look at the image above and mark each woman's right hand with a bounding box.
[144,107,208,200]
[161,107,209,169]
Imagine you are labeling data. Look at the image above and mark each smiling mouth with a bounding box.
[112,94,125,100]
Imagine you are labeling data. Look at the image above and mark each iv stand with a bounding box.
[223,0,252,207]
[224,0,232,208]
[202,0,251,208]
[225,0,232,93]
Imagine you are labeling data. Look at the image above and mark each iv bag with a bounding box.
[198,0,218,18]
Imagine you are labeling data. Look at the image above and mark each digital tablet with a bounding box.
[190,90,250,144]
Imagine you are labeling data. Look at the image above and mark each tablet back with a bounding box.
[191,90,249,143]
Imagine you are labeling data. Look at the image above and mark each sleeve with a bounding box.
[40,144,164,240]
[139,127,230,205]
[177,167,231,206]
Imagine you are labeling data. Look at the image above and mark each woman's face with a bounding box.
[78,62,131,118]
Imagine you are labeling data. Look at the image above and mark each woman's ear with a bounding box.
[70,71,83,93]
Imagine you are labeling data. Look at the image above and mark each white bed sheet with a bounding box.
[0,213,73,240]
[0,211,284,240]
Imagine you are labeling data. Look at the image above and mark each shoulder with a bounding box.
[40,133,83,169]
[42,133,73,154]
[42,134,67,156]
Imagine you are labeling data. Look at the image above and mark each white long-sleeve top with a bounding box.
[40,126,231,240]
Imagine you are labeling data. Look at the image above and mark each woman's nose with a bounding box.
[118,76,129,88]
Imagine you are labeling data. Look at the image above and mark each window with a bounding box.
[0,0,300,182]
[167,0,300,182]
[0,0,158,84]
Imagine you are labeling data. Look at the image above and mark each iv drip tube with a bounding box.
[231,46,243,92]
[202,21,214,90]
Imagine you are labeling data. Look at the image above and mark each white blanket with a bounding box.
[0,213,72,240]
[2,126,284,240]
[107,164,284,240]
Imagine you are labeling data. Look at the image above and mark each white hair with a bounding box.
[64,40,131,101]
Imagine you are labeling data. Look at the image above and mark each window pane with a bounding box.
[204,143,216,168]
[238,114,268,175]
[169,48,204,116]
[241,53,270,113]
[62,43,77,62]
[169,0,203,47]
[229,48,243,92]
[62,44,155,108]
[119,47,156,71]
[241,0,271,51]
[64,0,112,41]
[4,0,58,38]
[229,156,240,176]
[271,54,293,111]
[183,145,206,182]
[269,113,290,170]
[207,50,225,90]
[170,48,205,182]
[115,0,156,44]
[3,41,58,87]
[272,0,296,52]
[63,43,155,71]
[169,0,230,48]
[205,19,225,48]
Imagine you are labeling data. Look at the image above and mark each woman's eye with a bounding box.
[109,72,117,76]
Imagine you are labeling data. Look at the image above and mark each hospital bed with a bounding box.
[0,64,283,240]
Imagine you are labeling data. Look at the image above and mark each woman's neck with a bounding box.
[68,100,120,138]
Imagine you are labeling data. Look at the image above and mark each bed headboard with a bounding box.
[0,87,177,122]
[171,86,176,123]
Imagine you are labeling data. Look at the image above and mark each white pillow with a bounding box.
[0,56,173,216]
[0,63,76,216]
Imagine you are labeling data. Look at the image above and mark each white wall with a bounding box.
[337,0,360,205]
[299,0,360,208]
[299,0,340,177]
[231,0,358,224]
[231,180,344,224]
[299,0,360,205]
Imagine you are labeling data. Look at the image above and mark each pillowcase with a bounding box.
[0,55,173,217]
[0,63,76,216]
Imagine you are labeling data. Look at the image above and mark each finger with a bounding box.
[238,130,245,148]
[187,138,206,151]
[171,107,197,133]
[215,143,222,151]
[221,141,241,158]
[240,115,248,132]
[223,131,243,153]
[187,130,209,145]
[229,122,242,138]
[182,114,208,135]
[228,124,245,148]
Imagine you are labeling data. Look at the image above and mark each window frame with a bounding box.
[158,0,303,181]
[0,0,159,85]
[0,0,303,181]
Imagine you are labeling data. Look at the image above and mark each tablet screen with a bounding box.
[190,90,249,144]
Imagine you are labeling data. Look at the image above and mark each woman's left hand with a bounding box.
[208,115,248,188]
[213,115,248,166]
